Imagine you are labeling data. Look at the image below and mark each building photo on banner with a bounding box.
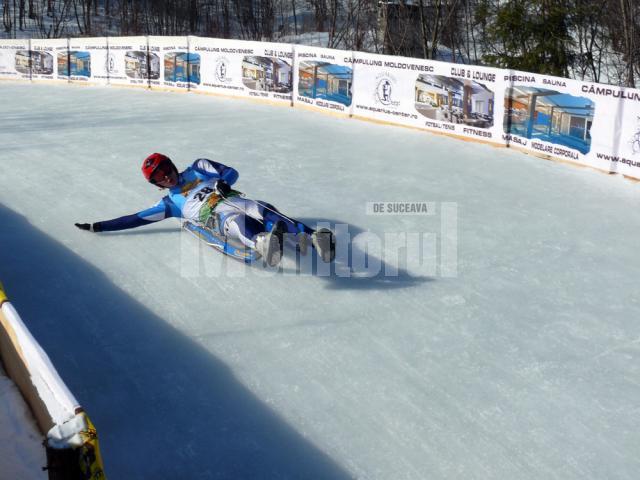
[104,36,157,87]
[189,36,293,104]
[294,45,354,115]
[148,36,194,92]
[350,51,504,146]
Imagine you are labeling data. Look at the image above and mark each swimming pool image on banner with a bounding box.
[65,37,108,84]
[148,36,191,90]
[298,60,353,107]
[164,52,200,84]
[415,74,495,129]
[504,86,595,155]
[57,51,91,77]
[242,56,292,93]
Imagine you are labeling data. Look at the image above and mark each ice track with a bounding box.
[1,83,640,479]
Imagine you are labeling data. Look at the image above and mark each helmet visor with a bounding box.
[150,161,175,184]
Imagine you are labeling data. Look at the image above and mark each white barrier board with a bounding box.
[0,302,79,426]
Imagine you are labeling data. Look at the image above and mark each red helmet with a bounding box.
[142,153,177,185]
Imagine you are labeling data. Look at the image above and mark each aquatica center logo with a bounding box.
[374,73,400,107]
[631,117,640,154]
[106,53,117,73]
[215,57,231,83]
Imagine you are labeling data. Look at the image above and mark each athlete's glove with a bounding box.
[75,222,102,232]
[214,180,231,197]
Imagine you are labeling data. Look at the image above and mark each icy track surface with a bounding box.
[1,83,640,479]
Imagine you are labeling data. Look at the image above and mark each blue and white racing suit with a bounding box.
[95,159,313,249]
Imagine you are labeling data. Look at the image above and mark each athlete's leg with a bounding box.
[221,213,263,249]
[222,197,314,235]
[255,201,315,235]
[212,200,265,249]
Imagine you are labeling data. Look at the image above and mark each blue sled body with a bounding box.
[182,221,260,263]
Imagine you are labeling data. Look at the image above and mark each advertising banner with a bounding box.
[2,34,639,180]
[190,36,294,103]
[351,51,504,144]
[65,37,108,85]
[501,71,612,172]
[293,45,354,115]
[29,38,68,83]
[0,39,31,81]
[148,36,192,91]
[106,36,154,88]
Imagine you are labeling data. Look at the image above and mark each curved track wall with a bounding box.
[1,36,639,179]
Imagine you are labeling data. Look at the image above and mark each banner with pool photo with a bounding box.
[189,36,293,104]
[64,37,109,85]
[293,45,354,115]
[502,71,613,173]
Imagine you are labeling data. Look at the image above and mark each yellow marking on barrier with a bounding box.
[0,282,28,390]
[78,413,108,479]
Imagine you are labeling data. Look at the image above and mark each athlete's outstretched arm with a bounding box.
[75,197,180,232]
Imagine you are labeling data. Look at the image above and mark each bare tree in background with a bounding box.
[0,0,638,88]
[571,0,607,82]
[611,0,638,87]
